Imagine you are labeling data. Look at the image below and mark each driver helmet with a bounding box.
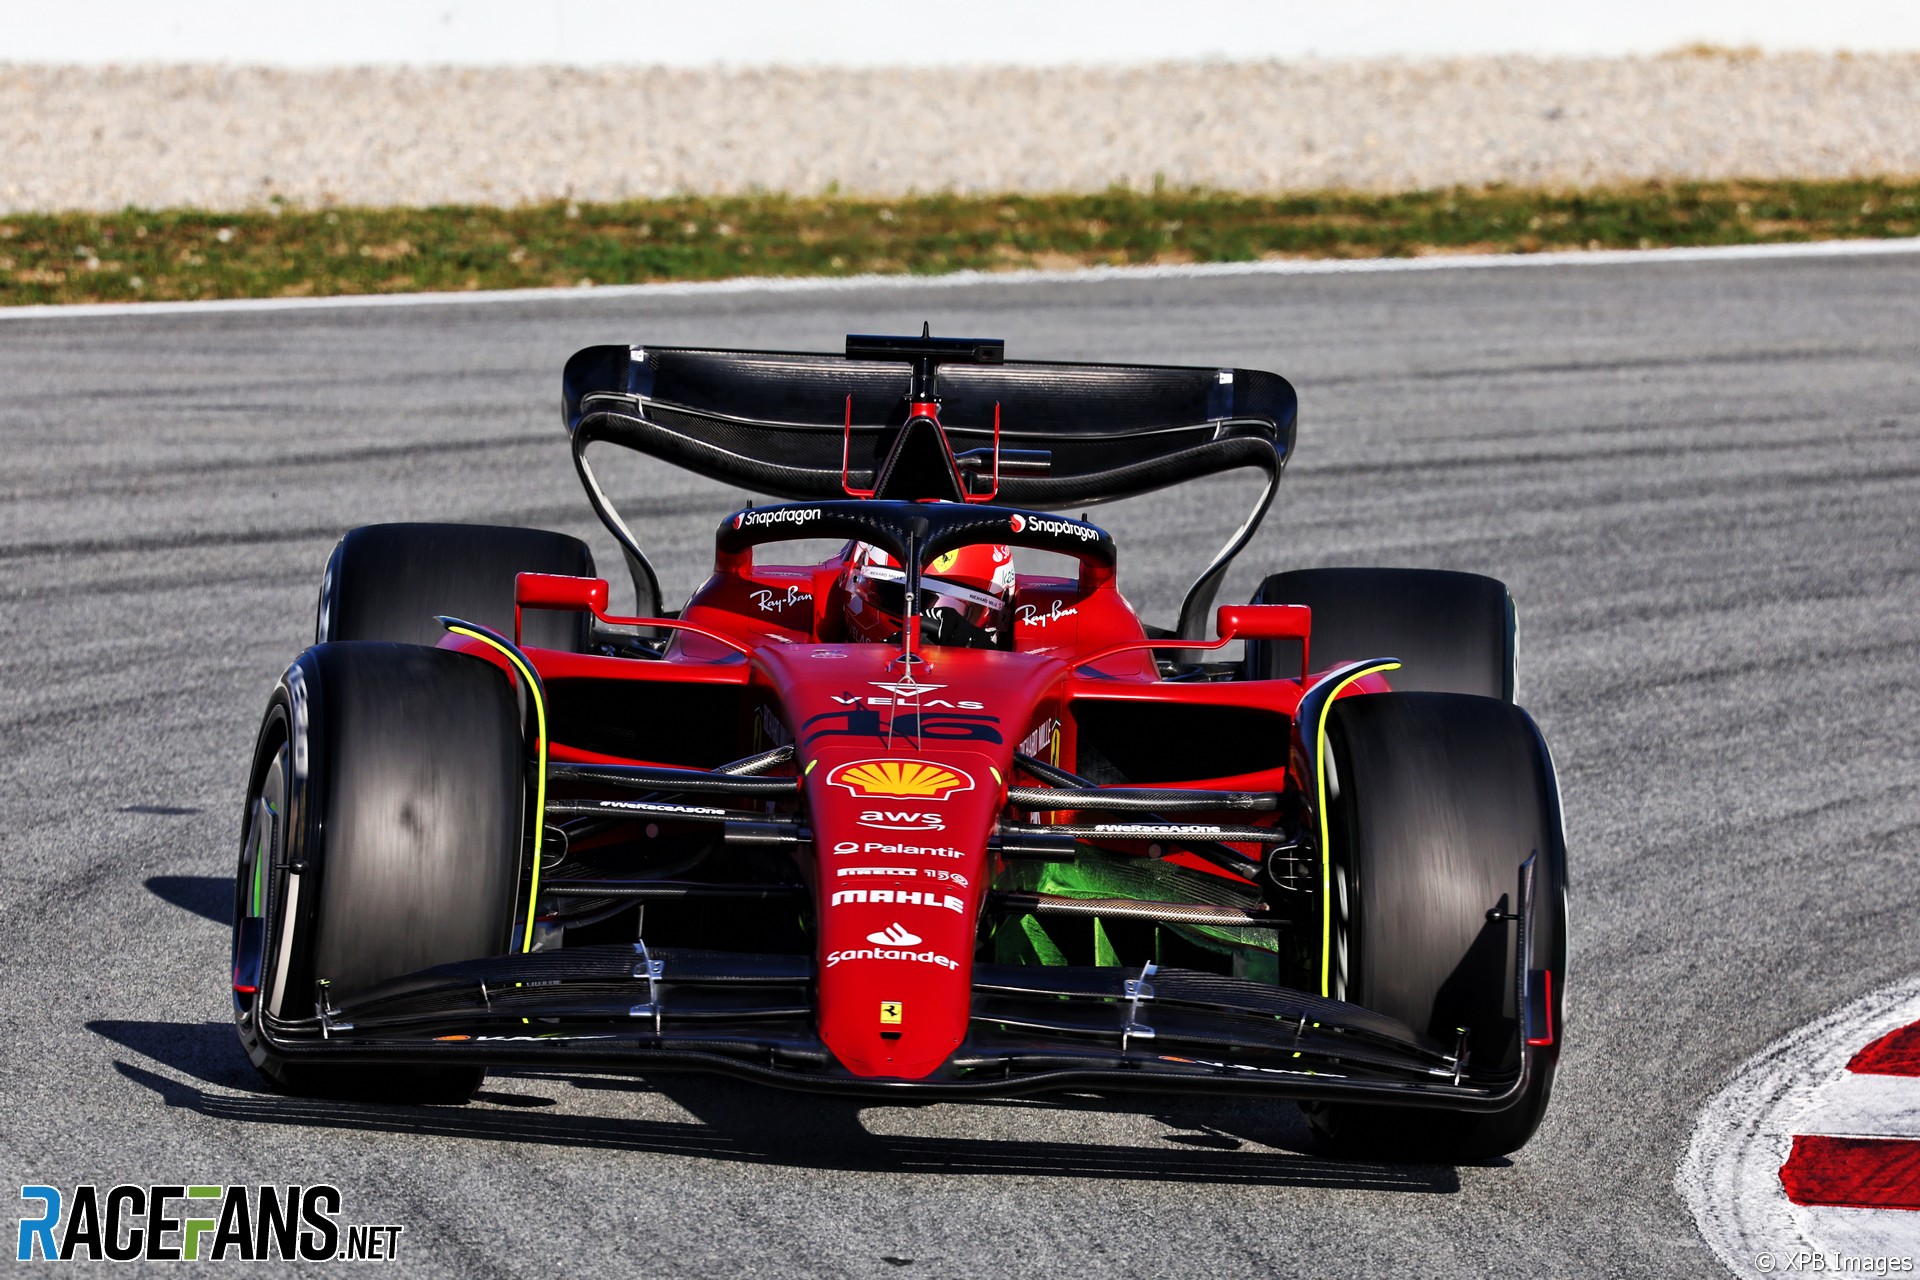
[839,542,1015,649]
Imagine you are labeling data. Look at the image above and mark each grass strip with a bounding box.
[4,178,1917,306]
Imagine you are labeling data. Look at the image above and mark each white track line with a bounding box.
[6,236,1920,322]
[1797,1073,1920,1141]
[1678,973,1920,1279]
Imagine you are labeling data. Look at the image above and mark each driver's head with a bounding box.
[839,542,1014,649]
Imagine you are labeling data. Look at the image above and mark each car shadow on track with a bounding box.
[144,875,229,926]
[92,1019,1462,1192]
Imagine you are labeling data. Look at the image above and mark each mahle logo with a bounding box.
[17,1183,403,1263]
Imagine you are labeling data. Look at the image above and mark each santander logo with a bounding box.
[867,923,922,947]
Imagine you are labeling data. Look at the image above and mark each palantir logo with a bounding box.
[867,923,922,947]
[18,1183,404,1263]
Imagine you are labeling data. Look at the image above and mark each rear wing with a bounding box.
[561,339,1297,634]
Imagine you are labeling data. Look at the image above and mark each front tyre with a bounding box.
[317,521,596,650]
[1248,567,1516,700]
[232,642,527,1103]
[1303,692,1568,1161]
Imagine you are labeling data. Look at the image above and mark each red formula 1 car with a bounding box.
[230,330,1567,1160]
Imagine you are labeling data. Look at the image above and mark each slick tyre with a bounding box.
[1247,568,1515,700]
[317,521,597,650]
[1303,692,1568,1162]
[231,642,526,1103]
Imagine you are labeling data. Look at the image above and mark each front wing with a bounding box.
[253,861,1543,1109]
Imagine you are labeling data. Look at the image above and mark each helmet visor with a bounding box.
[858,564,1009,638]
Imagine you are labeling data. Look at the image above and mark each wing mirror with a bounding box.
[1215,604,1312,680]
[515,573,611,643]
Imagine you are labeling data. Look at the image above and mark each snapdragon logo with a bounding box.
[17,1183,404,1263]
[733,508,821,530]
[1007,513,1099,542]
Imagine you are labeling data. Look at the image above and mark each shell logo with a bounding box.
[827,759,975,800]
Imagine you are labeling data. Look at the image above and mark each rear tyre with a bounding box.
[317,521,596,650]
[1247,568,1515,699]
[232,642,527,1103]
[1302,692,1568,1162]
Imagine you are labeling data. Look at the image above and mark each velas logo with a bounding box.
[867,923,921,946]
[867,679,946,698]
[733,507,820,530]
[829,691,987,711]
[16,1183,403,1263]
[827,759,974,800]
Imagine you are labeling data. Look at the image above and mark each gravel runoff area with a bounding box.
[4,51,1919,214]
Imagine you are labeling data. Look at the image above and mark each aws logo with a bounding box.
[827,759,975,800]
[858,809,945,831]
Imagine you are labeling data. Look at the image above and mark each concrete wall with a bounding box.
[7,0,1920,67]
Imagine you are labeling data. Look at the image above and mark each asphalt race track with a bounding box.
[3,253,1917,1276]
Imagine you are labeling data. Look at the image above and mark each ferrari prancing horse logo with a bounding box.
[826,759,975,800]
[880,1000,903,1025]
